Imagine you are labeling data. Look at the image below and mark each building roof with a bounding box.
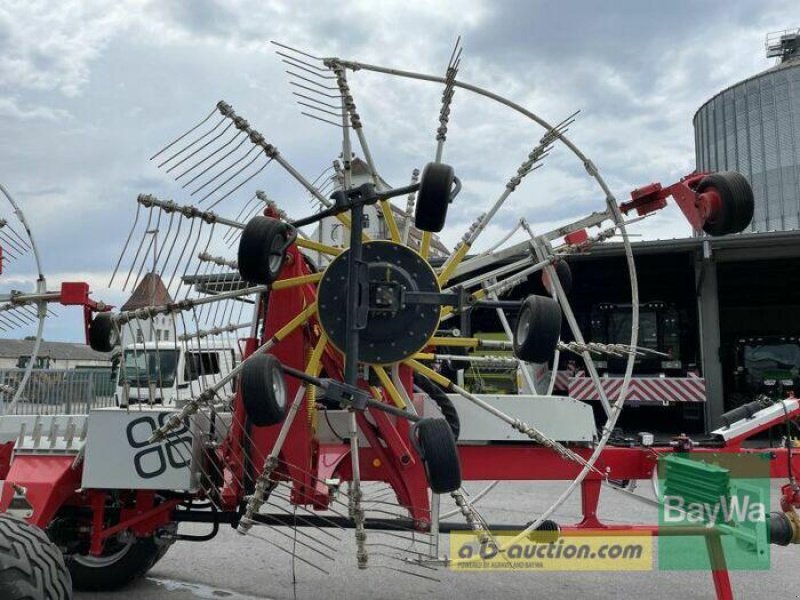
[693,54,800,123]
[120,272,173,311]
[0,339,110,361]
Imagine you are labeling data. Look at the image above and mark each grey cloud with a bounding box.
[0,0,792,343]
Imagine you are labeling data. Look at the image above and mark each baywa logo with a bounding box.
[662,494,767,525]
[657,452,771,571]
[126,414,193,480]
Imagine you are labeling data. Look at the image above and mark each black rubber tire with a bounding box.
[241,353,287,427]
[413,418,462,494]
[238,216,290,284]
[413,373,460,440]
[414,162,455,233]
[542,261,573,295]
[697,171,754,236]
[0,516,72,600]
[88,312,117,353]
[66,536,168,592]
[513,295,562,363]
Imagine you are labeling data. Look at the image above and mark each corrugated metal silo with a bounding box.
[694,29,800,232]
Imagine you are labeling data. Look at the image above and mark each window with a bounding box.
[184,352,221,380]
[17,356,49,369]
[136,329,144,343]
[119,349,179,388]
[163,329,170,341]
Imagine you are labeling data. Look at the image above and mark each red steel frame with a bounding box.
[0,184,794,600]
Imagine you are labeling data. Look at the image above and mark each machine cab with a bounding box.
[115,341,240,408]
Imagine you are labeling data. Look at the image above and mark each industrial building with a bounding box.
[465,30,800,433]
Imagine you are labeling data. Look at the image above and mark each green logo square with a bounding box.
[657,452,771,571]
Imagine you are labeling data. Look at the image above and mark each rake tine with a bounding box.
[247,530,331,574]
[3,308,30,327]
[300,112,344,128]
[158,214,184,281]
[247,512,336,562]
[190,145,258,197]
[0,230,25,255]
[260,499,342,550]
[447,34,462,68]
[286,70,339,91]
[156,115,227,169]
[0,237,21,260]
[122,207,154,290]
[109,202,142,287]
[167,218,196,292]
[183,223,215,299]
[21,305,40,323]
[364,542,431,558]
[152,212,175,272]
[181,135,250,192]
[270,40,323,61]
[289,81,341,99]
[165,120,236,174]
[370,560,441,582]
[150,105,219,161]
[222,195,258,244]
[297,102,345,119]
[0,311,22,329]
[266,487,353,534]
[2,220,31,250]
[205,157,271,210]
[281,58,335,79]
[130,221,160,293]
[292,92,343,111]
[434,37,462,163]
[275,51,326,71]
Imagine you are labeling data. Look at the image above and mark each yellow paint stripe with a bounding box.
[379,200,401,242]
[404,359,452,388]
[273,303,317,342]
[372,365,407,409]
[271,272,323,290]
[420,231,432,259]
[429,336,480,348]
[437,242,471,287]
[295,238,342,256]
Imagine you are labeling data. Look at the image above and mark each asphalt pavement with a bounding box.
[75,480,797,600]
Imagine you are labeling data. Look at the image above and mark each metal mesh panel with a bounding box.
[0,368,116,415]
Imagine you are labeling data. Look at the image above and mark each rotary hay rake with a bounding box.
[0,40,795,600]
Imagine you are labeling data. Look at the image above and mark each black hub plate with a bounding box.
[317,241,440,365]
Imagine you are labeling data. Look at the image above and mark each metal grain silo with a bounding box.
[694,29,800,232]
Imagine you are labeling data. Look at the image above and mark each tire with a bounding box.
[238,216,290,284]
[88,312,118,353]
[241,353,288,427]
[541,261,573,295]
[66,535,169,592]
[697,171,754,236]
[0,516,72,600]
[414,162,455,233]
[513,295,562,363]
[412,418,462,494]
[413,373,460,440]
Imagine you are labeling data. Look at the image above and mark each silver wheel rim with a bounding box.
[72,535,135,568]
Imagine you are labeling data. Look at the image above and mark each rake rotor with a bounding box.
[99,38,648,577]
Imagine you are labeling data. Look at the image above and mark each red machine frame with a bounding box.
[0,179,794,600]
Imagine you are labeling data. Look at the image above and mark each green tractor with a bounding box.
[732,336,800,404]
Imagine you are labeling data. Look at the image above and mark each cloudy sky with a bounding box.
[0,0,794,341]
